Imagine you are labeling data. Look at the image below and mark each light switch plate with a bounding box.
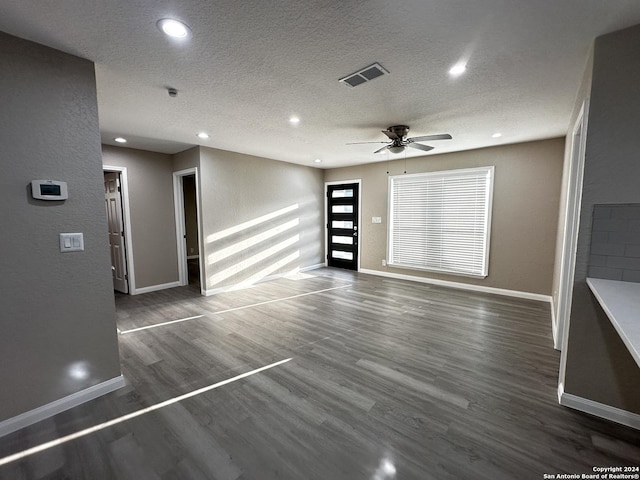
[372,216,382,224]
[60,233,84,252]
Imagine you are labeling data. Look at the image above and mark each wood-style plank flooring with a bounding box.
[2,268,639,479]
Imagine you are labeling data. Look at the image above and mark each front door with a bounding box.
[105,172,129,293]
[327,183,359,270]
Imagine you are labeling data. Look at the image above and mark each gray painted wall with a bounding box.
[564,24,640,412]
[324,138,564,296]
[102,145,179,289]
[199,147,325,293]
[0,33,121,421]
[172,146,200,172]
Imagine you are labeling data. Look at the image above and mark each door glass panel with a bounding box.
[332,189,354,198]
[332,220,353,229]
[332,250,353,260]
[332,205,353,214]
[332,235,353,245]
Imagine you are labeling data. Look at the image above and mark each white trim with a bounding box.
[324,179,362,271]
[173,171,188,287]
[0,376,126,438]
[173,168,205,295]
[550,295,558,350]
[204,263,324,296]
[135,281,181,295]
[558,99,589,381]
[558,384,640,430]
[359,268,552,303]
[103,166,136,294]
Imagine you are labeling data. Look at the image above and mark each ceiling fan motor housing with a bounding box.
[387,125,410,139]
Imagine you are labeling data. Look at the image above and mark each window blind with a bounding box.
[388,166,494,277]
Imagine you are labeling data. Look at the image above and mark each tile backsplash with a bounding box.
[588,204,640,283]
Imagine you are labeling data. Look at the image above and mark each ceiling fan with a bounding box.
[348,125,452,154]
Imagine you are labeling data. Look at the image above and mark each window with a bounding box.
[388,166,494,277]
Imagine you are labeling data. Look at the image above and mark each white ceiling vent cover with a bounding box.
[339,63,389,87]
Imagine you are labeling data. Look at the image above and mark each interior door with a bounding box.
[327,183,359,270]
[105,172,129,293]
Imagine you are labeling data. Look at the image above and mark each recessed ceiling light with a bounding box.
[314,158,322,163]
[492,132,502,138]
[449,62,466,77]
[289,116,300,125]
[196,132,210,139]
[156,18,192,39]
[114,137,127,143]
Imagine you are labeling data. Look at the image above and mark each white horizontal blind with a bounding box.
[388,166,494,277]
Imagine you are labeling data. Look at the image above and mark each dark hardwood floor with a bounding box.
[2,268,639,479]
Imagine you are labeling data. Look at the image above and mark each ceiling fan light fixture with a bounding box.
[388,145,405,154]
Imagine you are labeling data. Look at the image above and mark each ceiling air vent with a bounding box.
[339,63,389,88]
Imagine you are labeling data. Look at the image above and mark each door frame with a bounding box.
[324,179,362,271]
[103,165,136,294]
[173,167,204,294]
[557,100,589,394]
[555,100,588,349]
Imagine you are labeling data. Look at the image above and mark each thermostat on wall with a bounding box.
[31,180,68,200]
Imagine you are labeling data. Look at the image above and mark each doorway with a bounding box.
[104,171,129,293]
[326,181,360,271]
[183,175,200,286]
[173,168,203,293]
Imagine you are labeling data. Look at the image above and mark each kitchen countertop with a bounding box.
[586,277,640,368]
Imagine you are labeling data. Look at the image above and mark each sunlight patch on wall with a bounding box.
[207,234,300,286]
[208,218,299,264]
[206,204,299,243]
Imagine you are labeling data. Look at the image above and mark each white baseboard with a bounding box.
[134,281,181,295]
[359,268,552,303]
[550,296,561,350]
[558,384,640,430]
[204,263,324,296]
[300,263,325,273]
[0,375,126,438]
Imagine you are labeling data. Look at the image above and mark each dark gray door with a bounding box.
[327,183,359,270]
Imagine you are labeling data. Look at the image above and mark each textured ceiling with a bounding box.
[2,1,640,168]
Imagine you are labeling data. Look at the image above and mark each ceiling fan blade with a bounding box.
[407,143,434,152]
[407,134,452,142]
[346,141,389,145]
[381,130,400,140]
[373,145,389,154]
